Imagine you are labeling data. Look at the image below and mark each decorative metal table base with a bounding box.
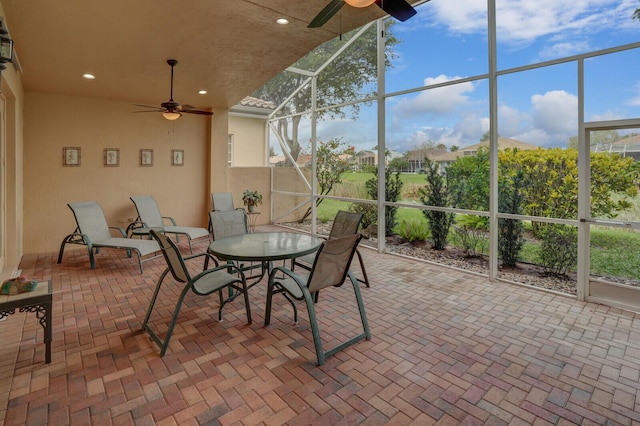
[0,281,52,363]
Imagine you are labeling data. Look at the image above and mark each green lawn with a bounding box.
[313,173,640,281]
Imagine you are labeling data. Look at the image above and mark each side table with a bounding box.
[0,280,53,363]
[246,212,260,233]
[130,226,164,239]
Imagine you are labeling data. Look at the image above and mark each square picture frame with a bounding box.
[63,147,81,167]
[104,148,120,167]
[171,149,184,166]
[140,149,154,167]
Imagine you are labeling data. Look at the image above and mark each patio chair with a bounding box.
[265,234,371,366]
[209,209,266,281]
[293,210,370,287]
[57,201,160,273]
[209,209,248,240]
[142,230,252,356]
[211,192,244,212]
[129,195,210,253]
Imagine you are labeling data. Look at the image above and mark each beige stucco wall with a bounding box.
[23,92,212,253]
[228,115,267,167]
[226,167,271,225]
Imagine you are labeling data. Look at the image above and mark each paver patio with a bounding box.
[1,225,639,425]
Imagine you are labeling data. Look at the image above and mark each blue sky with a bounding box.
[273,0,640,155]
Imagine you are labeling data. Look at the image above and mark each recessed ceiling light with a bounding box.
[83,73,95,79]
[198,90,207,95]
[276,18,289,25]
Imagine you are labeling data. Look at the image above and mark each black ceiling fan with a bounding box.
[133,59,213,120]
[308,0,418,28]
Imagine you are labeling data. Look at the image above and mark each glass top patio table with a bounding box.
[208,232,323,263]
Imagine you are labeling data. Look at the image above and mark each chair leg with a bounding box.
[158,285,191,356]
[264,279,275,326]
[355,249,370,288]
[302,288,326,366]
[57,239,69,264]
[240,281,253,325]
[349,271,371,341]
[142,269,170,329]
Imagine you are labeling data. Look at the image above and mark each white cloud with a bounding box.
[393,75,475,116]
[498,105,529,136]
[531,90,578,136]
[626,82,640,106]
[429,0,627,46]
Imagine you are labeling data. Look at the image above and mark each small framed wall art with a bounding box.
[140,149,154,166]
[63,147,81,167]
[171,149,184,166]
[104,148,120,167]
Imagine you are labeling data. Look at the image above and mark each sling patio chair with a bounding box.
[211,192,244,212]
[293,210,370,287]
[209,209,266,282]
[142,230,252,356]
[58,201,161,273]
[129,195,210,253]
[265,233,371,366]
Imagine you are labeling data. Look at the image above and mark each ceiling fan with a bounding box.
[134,59,213,121]
[308,0,418,28]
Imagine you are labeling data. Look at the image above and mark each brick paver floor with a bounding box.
[2,225,639,425]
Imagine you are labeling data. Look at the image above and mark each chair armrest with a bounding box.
[191,259,246,282]
[183,252,219,270]
[270,265,304,285]
[125,219,147,234]
[162,216,178,226]
[108,226,127,237]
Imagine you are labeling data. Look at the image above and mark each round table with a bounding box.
[209,232,323,263]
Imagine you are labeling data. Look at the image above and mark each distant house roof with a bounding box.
[458,137,540,155]
[269,154,311,167]
[609,135,640,151]
[230,96,276,117]
[608,135,640,160]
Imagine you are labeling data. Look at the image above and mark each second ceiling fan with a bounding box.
[308,0,418,28]
[134,59,213,121]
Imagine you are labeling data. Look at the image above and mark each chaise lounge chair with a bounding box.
[129,195,210,253]
[58,201,161,273]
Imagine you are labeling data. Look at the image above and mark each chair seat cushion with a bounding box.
[163,226,210,240]
[192,270,243,296]
[93,238,159,257]
[276,271,311,299]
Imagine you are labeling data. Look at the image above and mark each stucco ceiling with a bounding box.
[1,0,420,111]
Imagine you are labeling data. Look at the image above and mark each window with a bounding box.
[227,134,234,166]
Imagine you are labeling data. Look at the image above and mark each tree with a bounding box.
[634,7,640,20]
[299,138,353,222]
[568,129,620,150]
[388,156,409,172]
[253,23,399,164]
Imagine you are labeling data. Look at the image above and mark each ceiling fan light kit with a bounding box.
[308,0,419,28]
[345,0,376,7]
[133,59,213,120]
[162,112,181,121]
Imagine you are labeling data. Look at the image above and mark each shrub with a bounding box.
[397,219,429,243]
[537,224,577,276]
[349,202,377,234]
[420,158,454,250]
[366,166,403,236]
[451,215,488,256]
[498,172,525,267]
